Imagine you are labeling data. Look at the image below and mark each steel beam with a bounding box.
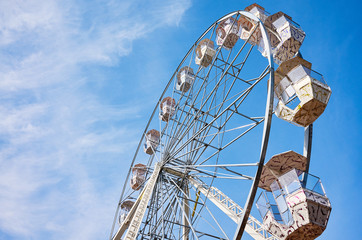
[188,177,279,240]
[113,163,161,240]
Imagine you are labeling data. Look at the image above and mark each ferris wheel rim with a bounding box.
[110,10,276,240]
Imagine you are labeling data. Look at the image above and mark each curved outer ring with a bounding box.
[110,10,275,240]
[232,11,274,240]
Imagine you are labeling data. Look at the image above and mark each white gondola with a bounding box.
[256,10,284,57]
[216,17,240,49]
[274,57,331,127]
[159,97,176,122]
[238,3,267,46]
[176,66,195,93]
[247,3,268,22]
[143,129,160,155]
[261,11,305,64]
[256,151,332,240]
[118,200,135,226]
[195,39,216,68]
[130,163,147,190]
[273,12,305,64]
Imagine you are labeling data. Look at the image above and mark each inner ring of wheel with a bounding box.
[110,10,275,240]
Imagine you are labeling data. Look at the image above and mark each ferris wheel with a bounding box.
[109,4,332,240]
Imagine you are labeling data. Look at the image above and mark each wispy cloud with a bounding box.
[0,0,191,239]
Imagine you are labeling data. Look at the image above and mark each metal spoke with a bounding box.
[110,10,275,240]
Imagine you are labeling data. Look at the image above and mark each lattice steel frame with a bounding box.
[110,10,276,240]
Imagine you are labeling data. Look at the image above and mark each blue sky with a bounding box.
[0,0,361,239]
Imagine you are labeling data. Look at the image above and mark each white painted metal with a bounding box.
[112,193,142,240]
[111,9,275,240]
[189,177,279,240]
[183,185,190,240]
[113,163,161,240]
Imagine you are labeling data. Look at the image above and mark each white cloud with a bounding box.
[0,0,191,239]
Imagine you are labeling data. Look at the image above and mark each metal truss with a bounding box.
[188,177,279,240]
